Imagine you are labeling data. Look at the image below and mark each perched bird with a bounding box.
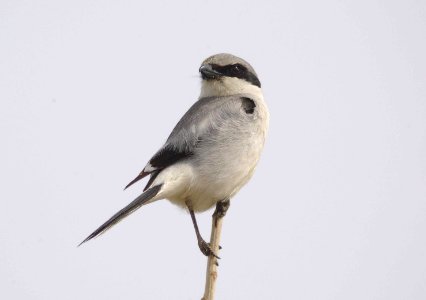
[79,53,269,257]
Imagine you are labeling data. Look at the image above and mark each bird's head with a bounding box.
[199,53,262,98]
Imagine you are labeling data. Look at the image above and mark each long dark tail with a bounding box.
[78,184,162,246]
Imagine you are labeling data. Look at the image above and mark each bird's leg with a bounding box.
[186,201,220,259]
[213,199,230,227]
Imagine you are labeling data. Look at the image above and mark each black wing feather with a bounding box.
[149,144,193,169]
[124,145,194,190]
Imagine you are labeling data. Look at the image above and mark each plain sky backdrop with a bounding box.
[1,1,426,299]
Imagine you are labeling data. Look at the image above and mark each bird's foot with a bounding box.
[198,239,220,259]
[213,199,230,227]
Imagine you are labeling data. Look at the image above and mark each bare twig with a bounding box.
[201,200,229,300]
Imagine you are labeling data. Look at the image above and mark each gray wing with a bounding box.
[125,95,255,190]
[166,95,256,154]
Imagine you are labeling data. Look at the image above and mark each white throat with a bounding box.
[199,77,263,99]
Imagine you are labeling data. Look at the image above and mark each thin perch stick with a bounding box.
[202,200,229,300]
[201,215,223,300]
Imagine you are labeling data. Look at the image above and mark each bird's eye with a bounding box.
[233,65,240,71]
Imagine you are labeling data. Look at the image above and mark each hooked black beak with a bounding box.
[199,64,222,79]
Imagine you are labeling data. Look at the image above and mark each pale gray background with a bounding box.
[1,0,425,299]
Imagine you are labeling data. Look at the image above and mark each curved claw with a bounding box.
[198,239,220,259]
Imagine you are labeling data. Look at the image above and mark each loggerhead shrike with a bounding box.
[80,53,269,257]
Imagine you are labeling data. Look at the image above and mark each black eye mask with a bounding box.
[210,63,261,88]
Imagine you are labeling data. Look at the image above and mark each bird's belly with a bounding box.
[186,133,265,212]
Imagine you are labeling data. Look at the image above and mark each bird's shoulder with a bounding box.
[167,94,257,142]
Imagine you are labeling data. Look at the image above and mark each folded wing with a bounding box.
[124,95,252,190]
